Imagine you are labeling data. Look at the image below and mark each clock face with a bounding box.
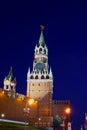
[35,62,45,70]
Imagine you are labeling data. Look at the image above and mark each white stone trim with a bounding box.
[27,79,53,82]
[35,55,48,59]
[29,90,52,92]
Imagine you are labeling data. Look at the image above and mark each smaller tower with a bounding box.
[84,113,87,130]
[81,125,83,130]
[3,67,16,93]
[67,122,72,130]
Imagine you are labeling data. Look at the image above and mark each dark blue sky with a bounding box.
[0,0,87,129]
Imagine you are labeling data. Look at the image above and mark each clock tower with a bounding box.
[27,27,53,117]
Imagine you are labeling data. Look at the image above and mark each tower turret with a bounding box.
[3,67,16,92]
[27,26,53,100]
[26,26,57,127]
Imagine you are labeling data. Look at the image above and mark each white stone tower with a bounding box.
[27,26,53,117]
[3,67,16,92]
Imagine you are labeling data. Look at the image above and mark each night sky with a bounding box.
[0,1,87,129]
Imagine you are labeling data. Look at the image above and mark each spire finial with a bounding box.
[40,25,45,30]
[38,25,45,46]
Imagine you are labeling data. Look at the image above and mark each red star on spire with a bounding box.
[40,25,45,30]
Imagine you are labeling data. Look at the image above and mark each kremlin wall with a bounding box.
[0,27,71,129]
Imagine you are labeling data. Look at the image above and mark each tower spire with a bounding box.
[7,66,13,80]
[27,67,30,77]
[38,25,45,46]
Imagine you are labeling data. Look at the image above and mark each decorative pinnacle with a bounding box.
[40,25,45,30]
[85,113,87,119]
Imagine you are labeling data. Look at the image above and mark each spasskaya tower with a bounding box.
[27,26,53,117]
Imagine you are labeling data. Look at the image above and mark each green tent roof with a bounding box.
[38,29,45,46]
[6,67,13,80]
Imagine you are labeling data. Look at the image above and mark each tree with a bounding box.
[53,115,62,129]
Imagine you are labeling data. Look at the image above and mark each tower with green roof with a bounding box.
[27,26,53,126]
[3,67,16,92]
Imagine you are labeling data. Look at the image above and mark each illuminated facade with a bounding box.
[27,27,53,100]
[27,27,53,121]
[4,67,16,93]
[0,27,70,129]
[26,27,70,127]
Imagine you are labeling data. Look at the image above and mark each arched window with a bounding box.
[46,75,49,79]
[30,75,34,79]
[44,49,46,54]
[35,75,38,79]
[39,48,42,52]
[11,86,13,90]
[42,44,45,47]
[41,75,44,79]
[6,85,8,89]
